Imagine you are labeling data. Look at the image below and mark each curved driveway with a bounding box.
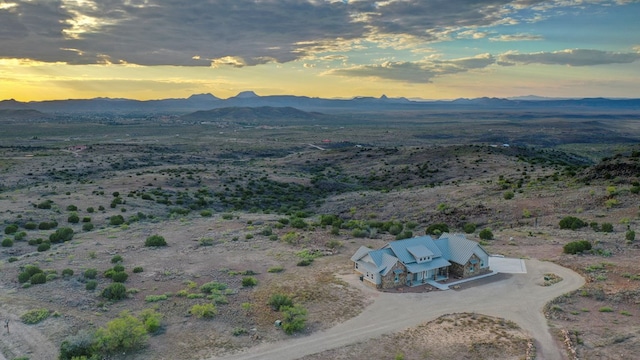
[213,259,584,360]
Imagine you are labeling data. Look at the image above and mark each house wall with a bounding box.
[380,262,407,289]
[450,253,491,278]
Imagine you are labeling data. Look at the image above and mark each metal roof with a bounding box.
[350,246,373,262]
[436,233,488,265]
[385,236,442,264]
[406,245,434,261]
[406,257,451,273]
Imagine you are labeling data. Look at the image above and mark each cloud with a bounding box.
[326,53,495,83]
[498,49,640,66]
[489,33,543,41]
[0,0,635,68]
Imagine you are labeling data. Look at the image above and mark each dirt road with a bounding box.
[214,259,584,360]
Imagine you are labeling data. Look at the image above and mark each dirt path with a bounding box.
[213,259,584,360]
[0,301,58,360]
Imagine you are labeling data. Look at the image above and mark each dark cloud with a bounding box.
[326,53,495,83]
[499,49,640,66]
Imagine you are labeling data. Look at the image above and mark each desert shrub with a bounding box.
[139,309,163,334]
[463,223,477,234]
[111,255,123,264]
[144,235,167,247]
[241,277,258,287]
[601,223,614,233]
[388,223,404,236]
[93,311,148,354]
[21,308,50,324]
[222,213,234,220]
[24,222,37,230]
[36,200,53,209]
[326,239,342,249]
[37,242,51,252]
[395,230,413,240]
[133,266,144,273]
[503,191,514,200]
[261,227,273,236]
[1,238,13,247]
[351,229,368,238]
[67,214,80,223]
[268,293,293,311]
[86,207,95,213]
[4,224,18,234]
[62,268,74,277]
[84,268,98,279]
[599,306,614,312]
[59,329,96,360]
[14,231,27,241]
[479,228,494,240]
[425,223,449,236]
[66,204,78,211]
[109,215,125,226]
[30,272,47,284]
[290,217,308,229]
[297,259,312,266]
[28,238,41,245]
[559,216,587,230]
[7,256,18,263]
[190,303,217,318]
[267,266,284,273]
[82,223,94,231]
[112,264,124,272]
[199,237,215,246]
[200,209,212,217]
[563,240,592,254]
[626,230,636,242]
[145,294,168,302]
[98,205,105,211]
[18,272,31,283]
[280,304,307,335]
[38,220,57,230]
[82,217,91,223]
[49,227,74,243]
[111,271,128,283]
[102,283,127,301]
[200,281,227,294]
[85,280,98,291]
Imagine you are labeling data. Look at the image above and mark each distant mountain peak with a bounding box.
[233,91,259,99]
[188,93,219,101]
[380,94,388,99]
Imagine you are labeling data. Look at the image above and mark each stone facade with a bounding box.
[380,262,407,289]
[449,253,490,278]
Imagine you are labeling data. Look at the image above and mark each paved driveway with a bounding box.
[489,255,527,273]
[213,259,584,360]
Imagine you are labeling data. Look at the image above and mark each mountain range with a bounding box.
[1,92,640,115]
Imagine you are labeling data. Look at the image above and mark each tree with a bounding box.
[280,305,307,335]
[463,223,476,234]
[479,228,494,240]
[425,223,449,236]
[93,311,148,354]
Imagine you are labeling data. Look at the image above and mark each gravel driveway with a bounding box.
[214,259,584,360]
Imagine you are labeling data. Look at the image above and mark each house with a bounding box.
[350,233,490,289]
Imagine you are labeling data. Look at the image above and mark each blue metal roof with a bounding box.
[406,257,451,273]
[385,236,442,264]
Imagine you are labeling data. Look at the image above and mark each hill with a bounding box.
[181,106,324,123]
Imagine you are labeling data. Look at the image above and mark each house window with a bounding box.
[355,263,359,269]
[394,274,399,283]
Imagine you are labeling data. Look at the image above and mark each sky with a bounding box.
[1,0,639,101]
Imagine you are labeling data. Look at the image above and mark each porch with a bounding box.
[406,266,448,287]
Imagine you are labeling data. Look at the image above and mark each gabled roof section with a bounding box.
[350,246,373,262]
[407,245,434,261]
[406,257,451,273]
[436,233,488,265]
[385,236,442,264]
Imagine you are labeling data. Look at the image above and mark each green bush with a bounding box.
[144,235,167,247]
[24,222,38,230]
[267,266,284,273]
[503,191,514,200]
[102,283,127,301]
[139,308,163,334]
[479,228,494,240]
[18,271,31,283]
[190,303,217,318]
[4,224,18,234]
[463,223,477,234]
[37,242,51,252]
[626,230,636,242]
[241,277,258,287]
[425,223,449,236]
[111,271,129,283]
[268,293,293,311]
[62,268,74,277]
[14,231,27,241]
[82,223,94,231]
[601,223,614,233]
[109,215,125,226]
[1,238,13,247]
[87,207,95,213]
[38,221,57,230]
[200,281,227,294]
[49,227,74,243]
[133,266,144,273]
[30,272,47,284]
[67,214,80,223]
[21,308,50,324]
[145,294,168,302]
[395,231,413,240]
[59,329,96,360]
[290,218,308,229]
[281,304,307,335]
[563,240,592,254]
[94,311,148,354]
[82,217,91,223]
[66,204,78,211]
[36,200,53,209]
[84,268,98,279]
[85,280,98,291]
[559,216,587,230]
[200,210,212,217]
[111,255,123,264]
